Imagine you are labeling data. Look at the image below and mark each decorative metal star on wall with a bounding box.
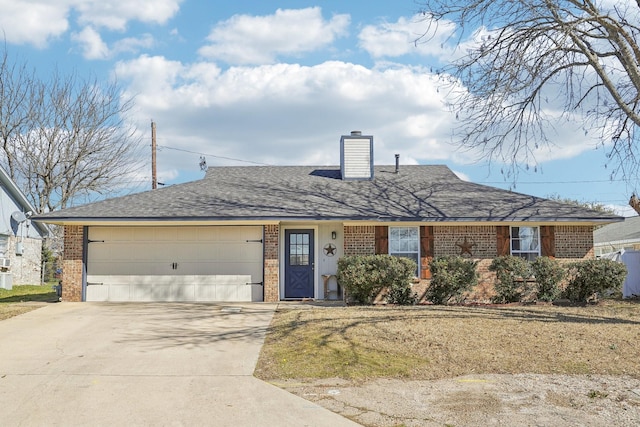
[456,237,475,256]
[323,243,337,256]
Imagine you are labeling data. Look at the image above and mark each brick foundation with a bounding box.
[263,224,279,302]
[62,225,84,302]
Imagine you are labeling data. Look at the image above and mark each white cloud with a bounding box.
[115,53,615,181]
[72,27,154,60]
[0,0,181,47]
[198,7,350,65]
[74,0,183,31]
[112,34,155,55]
[71,27,109,60]
[115,56,456,173]
[0,0,69,47]
[358,15,456,59]
[115,55,186,109]
[452,170,471,181]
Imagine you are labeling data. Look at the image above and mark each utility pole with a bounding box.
[151,120,157,190]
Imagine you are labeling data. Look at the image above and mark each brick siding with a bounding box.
[62,225,84,302]
[343,225,375,256]
[433,225,497,257]
[263,224,279,302]
[555,225,594,259]
[342,224,596,303]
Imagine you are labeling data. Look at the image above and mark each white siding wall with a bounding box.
[341,138,372,179]
[318,223,343,299]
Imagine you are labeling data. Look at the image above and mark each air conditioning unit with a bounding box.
[0,272,12,290]
[0,258,9,269]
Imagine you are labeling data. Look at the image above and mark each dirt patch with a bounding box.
[275,374,640,426]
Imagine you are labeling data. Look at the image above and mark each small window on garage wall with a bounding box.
[511,226,540,261]
[389,227,420,276]
[0,234,7,257]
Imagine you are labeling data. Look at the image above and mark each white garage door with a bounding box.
[86,226,263,302]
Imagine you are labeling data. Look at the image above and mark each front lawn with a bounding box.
[0,285,58,320]
[255,302,640,381]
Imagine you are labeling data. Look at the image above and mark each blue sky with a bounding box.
[1,0,636,215]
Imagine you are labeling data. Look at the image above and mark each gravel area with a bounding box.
[276,374,640,426]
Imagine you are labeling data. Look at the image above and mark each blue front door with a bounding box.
[285,229,314,298]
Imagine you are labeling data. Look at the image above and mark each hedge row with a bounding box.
[336,255,627,305]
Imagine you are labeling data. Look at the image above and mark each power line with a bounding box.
[157,145,270,166]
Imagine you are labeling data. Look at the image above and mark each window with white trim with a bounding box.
[389,227,420,276]
[511,226,540,261]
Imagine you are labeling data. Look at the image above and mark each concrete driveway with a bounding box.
[0,303,360,427]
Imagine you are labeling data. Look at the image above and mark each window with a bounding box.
[389,227,419,276]
[289,233,310,266]
[0,234,7,257]
[511,226,540,261]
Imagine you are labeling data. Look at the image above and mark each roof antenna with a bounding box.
[395,154,400,174]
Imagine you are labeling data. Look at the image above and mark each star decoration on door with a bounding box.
[456,237,475,256]
[323,243,337,256]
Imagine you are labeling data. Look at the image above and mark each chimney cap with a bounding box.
[350,130,362,136]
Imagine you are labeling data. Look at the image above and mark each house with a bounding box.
[33,132,622,302]
[594,215,640,256]
[594,216,640,298]
[0,166,49,289]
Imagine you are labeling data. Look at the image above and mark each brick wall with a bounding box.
[343,225,376,256]
[433,225,497,257]
[62,225,84,302]
[341,224,596,303]
[263,224,279,302]
[555,225,594,259]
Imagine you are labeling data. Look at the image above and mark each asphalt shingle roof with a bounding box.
[34,165,622,224]
[594,215,640,244]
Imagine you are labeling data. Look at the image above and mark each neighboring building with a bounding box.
[33,132,622,302]
[0,166,49,288]
[594,215,640,257]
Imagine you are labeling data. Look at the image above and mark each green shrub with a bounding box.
[385,257,419,306]
[489,256,533,303]
[563,259,627,303]
[531,257,565,302]
[426,256,478,304]
[337,255,417,305]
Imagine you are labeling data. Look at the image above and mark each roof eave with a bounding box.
[33,214,623,226]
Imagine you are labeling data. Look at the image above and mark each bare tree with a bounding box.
[0,49,143,213]
[0,49,35,179]
[418,1,640,184]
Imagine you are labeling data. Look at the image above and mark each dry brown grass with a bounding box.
[0,305,41,321]
[255,301,640,381]
[0,285,57,321]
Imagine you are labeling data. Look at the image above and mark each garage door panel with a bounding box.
[175,244,202,261]
[85,284,109,301]
[176,227,199,241]
[87,226,263,302]
[133,283,196,302]
[109,227,136,241]
[174,261,260,276]
[109,284,133,301]
[132,227,158,241]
